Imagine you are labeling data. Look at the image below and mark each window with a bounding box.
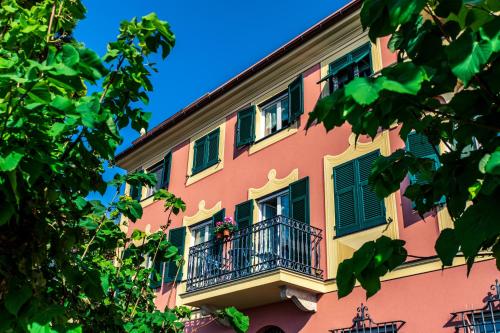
[130,152,171,201]
[260,93,289,138]
[190,220,212,246]
[330,304,404,333]
[258,190,290,220]
[405,132,445,206]
[164,227,186,282]
[129,169,143,201]
[235,74,303,148]
[146,162,163,197]
[451,280,500,333]
[332,324,398,333]
[406,132,440,185]
[333,150,386,237]
[468,312,500,333]
[192,128,220,175]
[319,43,373,95]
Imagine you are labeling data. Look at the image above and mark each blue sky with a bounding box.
[77,0,349,200]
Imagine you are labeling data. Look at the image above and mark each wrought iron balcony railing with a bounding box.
[186,215,323,292]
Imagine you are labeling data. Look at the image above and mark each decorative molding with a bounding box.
[248,168,299,200]
[280,286,318,312]
[181,200,222,280]
[183,200,222,227]
[248,168,299,224]
[323,131,400,278]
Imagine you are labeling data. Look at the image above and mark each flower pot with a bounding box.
[223,229,230,237]
[216,232,223,239]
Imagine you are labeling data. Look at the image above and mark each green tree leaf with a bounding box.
[435,228,459,266]
[345,77,381,105]
[0,150,24,172]
[485,149,500,175]
[446,31,492,85]
[5,285,32,316]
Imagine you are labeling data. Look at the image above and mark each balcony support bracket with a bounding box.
[280,286,317,312]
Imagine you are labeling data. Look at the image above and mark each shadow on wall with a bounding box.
[400,176,438,228]
[248,300,312,333]
[183,300,312,333]
[256,325,285,333]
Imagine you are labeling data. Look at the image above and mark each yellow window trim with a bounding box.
[319,36,383,98]
[436,141,454,230]
[249,80,298,155]
[186,121,226,186]
[323,130,400,279]
[248,168,299,224]
[180,200,222,281]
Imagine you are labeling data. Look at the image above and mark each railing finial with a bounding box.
[355,303,370,322]
[489,278,500,301]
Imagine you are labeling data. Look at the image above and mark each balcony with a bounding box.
[180,216,324,310]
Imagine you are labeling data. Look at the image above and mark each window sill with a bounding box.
[249,122,298,155]
[334,222,390,248]
[186,160,224,186]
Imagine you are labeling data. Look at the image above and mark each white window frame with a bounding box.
[259,93,289,139]
[190,220,211,246]
[146,162,163,197]
[258,189,289,221]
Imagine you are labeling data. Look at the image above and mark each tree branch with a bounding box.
[46,2,57,43]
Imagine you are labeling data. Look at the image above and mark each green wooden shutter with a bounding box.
[289,177,310,224]
[333,161,359,236]
[288,75,304,122]
[164,227,186,283]
[211,209,225,261]
[160,152,172,189]
[357,150,386,228]
[351,43,371,63]
[212,208,225,230]
[150,261,164,289]
[329,53,351,76]
[129,169,143,201]
[192,138,206,174]
[236,105,256,148]
[406,132,445,205]
[206,128,220,166]
[234,200,253,270]
[406,132,440,185]
[235,200,253,229]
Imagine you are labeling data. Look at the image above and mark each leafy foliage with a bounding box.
[309,0,499,298]
[0,1,246,332]
[215,307,250,333]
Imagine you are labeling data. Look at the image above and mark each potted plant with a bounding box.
[214,217,237,238]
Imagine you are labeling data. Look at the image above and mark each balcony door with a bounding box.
[189,220,212,279]
[259,190,289,220]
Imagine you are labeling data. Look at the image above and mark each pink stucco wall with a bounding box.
[185,261,497,333]
[127,31,498,333]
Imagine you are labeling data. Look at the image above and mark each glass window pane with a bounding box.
[280,193,289,217]
[146,164,163,196]
[263,104,278,136]
[191,221,210,245]
[281,98,289,127]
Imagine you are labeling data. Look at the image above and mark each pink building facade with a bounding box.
[116,1,498,332]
